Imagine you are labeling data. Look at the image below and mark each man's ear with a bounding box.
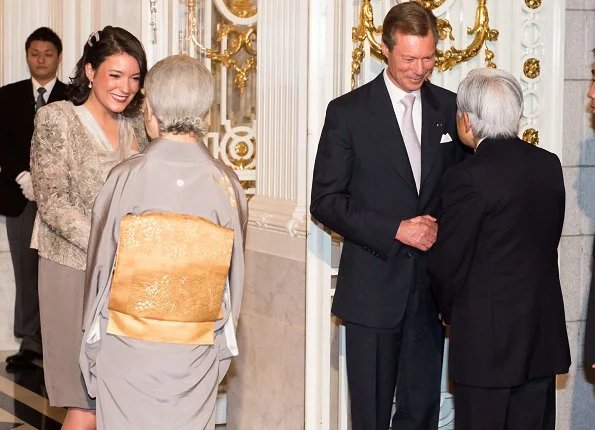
[145,98,154,119]
[381,41,389,59]
[462,112,472,133]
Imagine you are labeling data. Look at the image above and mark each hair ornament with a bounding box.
[87,31,100,47]
[195,117,208,137]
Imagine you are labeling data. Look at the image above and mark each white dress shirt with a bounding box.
[383,69,422,144]
[32,77,57,103]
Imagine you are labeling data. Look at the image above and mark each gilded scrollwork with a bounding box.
[239,180,255,200]
[522,128,540,146]
[207,25,257,93]
[523,58,540,79]
[230,0,256,18]
[525,0,542,9]
[419,0,448,8]
[180,0,257,196]
[184,0,257,93]
[351,0,383,89]
[435,0,499,72]
[351,0,499,87]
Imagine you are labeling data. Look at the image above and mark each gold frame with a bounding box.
[351,0,499,88]
[183,0,257,93]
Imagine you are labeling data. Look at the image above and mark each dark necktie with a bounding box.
[35,87,47,111]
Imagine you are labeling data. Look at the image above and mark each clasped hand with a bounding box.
[15,171,35,202]
[395,215,437,251]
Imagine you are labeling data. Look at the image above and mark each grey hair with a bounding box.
[456,67,523,139]
[144,54,213,137]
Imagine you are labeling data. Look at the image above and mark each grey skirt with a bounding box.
[38,257,95,409]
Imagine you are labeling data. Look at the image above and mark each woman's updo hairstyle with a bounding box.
[68,26,148,117]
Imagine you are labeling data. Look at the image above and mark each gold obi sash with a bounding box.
[106,212,234,344]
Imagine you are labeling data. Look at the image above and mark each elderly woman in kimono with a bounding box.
[79,54,248,429]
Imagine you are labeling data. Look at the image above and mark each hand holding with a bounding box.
[16,171,35,202]
[395,215,437,251]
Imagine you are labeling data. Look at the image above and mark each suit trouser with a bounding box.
[6,201,41,354]
[344,281,443,430]
[454,375,555,430]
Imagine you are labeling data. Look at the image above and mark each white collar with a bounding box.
[32,77,57,97]
[383,69,421,103]
[475,137,487,150]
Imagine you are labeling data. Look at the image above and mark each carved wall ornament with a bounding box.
[351,0,384,89]
[182,0,257,93]
[419,0,448,8]
[213,0,257,23]
[351,0,499,88]
[522,128,540,146]
[208,25,257,94]
[180,0,257,197]
[434,0,499,72]
[523,58,540,79]
[149,0,158,44]
[230,0,256,18]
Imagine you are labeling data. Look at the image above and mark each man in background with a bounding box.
[428,68,570,430]
[0,27,67,370]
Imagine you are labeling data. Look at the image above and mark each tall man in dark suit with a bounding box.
[0,27,67,369]
[428,68,571,430]
[310,3,465,429]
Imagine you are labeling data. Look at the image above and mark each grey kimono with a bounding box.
[80,138,248,429]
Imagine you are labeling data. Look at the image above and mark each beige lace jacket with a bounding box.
[30,100,147,271]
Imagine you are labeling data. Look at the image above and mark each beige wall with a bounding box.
[557,1,595,429]
[227,246,306,429]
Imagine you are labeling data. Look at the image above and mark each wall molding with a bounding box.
[248,195,307,239]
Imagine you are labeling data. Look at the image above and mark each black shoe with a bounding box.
[5,349,43,366]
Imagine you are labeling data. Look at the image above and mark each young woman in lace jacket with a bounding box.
[30,26,147,430]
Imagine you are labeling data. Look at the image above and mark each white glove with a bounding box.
[16,171,35,201]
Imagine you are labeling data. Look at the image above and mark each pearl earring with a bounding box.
[88,81,93,89]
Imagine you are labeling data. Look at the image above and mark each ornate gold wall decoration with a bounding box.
[230,0,256,18]
[351,0,499,87]
[208,25,257,93]
[183,0,257,93]
[523,58,540,79]
[351,0,383,89]
[525,0,542,9]
[435,0,499,72]
[522,128,540,146]
[419,0,448,8]
[240,180,256,200]
[180,0,257,197]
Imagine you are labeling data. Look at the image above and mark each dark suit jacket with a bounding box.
[584,241,595,365]
[585,278,595,364]
[428,137,571,387]
[0,78,68,216]
[310,72,465,329]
